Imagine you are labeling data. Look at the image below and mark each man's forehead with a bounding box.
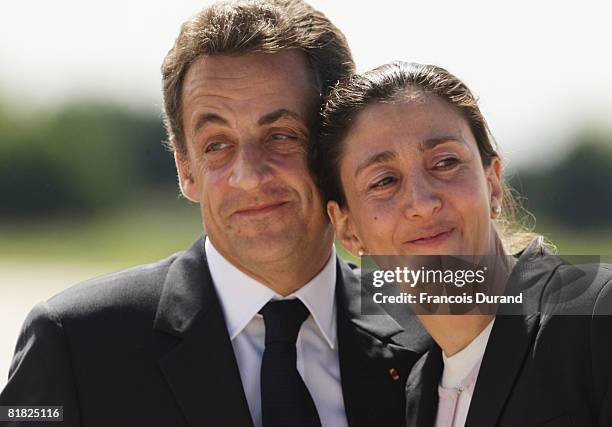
[181,50,320,130]
[182,50,318,98]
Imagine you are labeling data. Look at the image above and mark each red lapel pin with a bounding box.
[389,367,400,381]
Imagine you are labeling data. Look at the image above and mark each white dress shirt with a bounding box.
[205,237,348,427]
[435,319,495,427]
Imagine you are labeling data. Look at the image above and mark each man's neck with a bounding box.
[245,250,333,296]
[210,234,335,296]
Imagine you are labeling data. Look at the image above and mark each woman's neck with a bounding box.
[417,229,513,357]
[418,314,494,357]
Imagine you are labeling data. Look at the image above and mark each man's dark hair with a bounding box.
[161,0,354,154]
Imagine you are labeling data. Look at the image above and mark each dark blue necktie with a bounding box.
[259,299,322,427]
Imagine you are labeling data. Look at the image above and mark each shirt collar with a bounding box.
[440,318,494,389]
[205,237,337,349]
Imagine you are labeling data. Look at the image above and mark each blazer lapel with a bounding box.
[465,313,540,427]
[336,260,425,427]
[404,345,443,427]
[154,235,253,427]
[464,237,560,426]
[404,315,541,427]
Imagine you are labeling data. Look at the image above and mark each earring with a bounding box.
[492,204,501,218]
[358,249,365,257]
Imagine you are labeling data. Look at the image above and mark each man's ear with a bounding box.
[486,157,503,210]
[172,139,200,203]
[327,200,363,257]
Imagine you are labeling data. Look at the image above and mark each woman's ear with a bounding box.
[172,140,200,203]
[327,200,364,257]
[486,157,503,213]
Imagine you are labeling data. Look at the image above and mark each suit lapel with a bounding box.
[404,238,557,427]
[463,238,559,426]
[404,315,541,427]
[154,235,253,427]
[404,345,443,427]
[465,313,540,427]
[336,260,423,427]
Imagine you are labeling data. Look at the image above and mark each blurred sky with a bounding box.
[1,0,612,169]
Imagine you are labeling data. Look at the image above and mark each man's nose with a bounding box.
[402,172,442,221]
[228,141,272,191]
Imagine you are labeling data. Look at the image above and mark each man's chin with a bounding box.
[229,231,305,262]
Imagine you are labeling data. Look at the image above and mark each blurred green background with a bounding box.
[1,100,610,392]
[1,98,611,267]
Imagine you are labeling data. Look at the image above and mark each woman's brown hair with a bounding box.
[311,61,535,251]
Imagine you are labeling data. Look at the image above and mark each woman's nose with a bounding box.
[401,172,442,221]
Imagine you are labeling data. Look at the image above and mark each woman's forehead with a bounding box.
[344,95,473,149]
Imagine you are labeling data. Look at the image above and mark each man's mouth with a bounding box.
[233,201,289,216]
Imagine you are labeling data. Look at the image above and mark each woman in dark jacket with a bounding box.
[310,61,612,426]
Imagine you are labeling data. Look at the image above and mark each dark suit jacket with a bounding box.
[405,239,612,427]
[1,235,429,427]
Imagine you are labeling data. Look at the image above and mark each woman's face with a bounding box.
[328,93,503,256]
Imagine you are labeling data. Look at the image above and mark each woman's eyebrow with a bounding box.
[420,137,465,151]
[354,150,397,178]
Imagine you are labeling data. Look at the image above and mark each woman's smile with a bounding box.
[403,226,456,247]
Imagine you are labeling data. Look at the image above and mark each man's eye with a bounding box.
[204,141,231,153]
[270,133,295,141]
[434,157,459,170]
[371,176,397,189]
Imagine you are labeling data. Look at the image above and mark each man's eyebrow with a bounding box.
[354,150,397,178]
[420,137,465,151]
[193,113,229,134]
[258,109,304,126]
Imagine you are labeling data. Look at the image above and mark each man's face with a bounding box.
[175,50,333,271]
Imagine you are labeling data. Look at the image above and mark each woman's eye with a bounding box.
[371,176,397,189]
[434,157,459,170]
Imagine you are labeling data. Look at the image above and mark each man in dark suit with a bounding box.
[0,1,428,426]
